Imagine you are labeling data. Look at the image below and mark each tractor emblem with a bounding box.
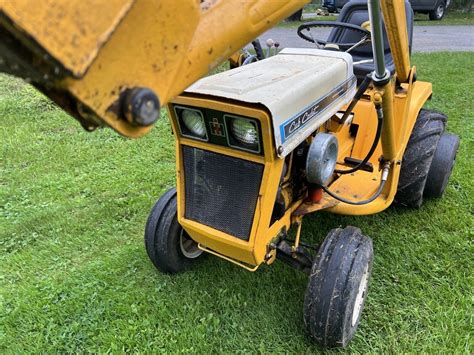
[210,117,225,137]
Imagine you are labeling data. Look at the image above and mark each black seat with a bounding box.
[326,0,414,82]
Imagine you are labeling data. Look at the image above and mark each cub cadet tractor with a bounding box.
[144,1,459,347]
[0,0,459,349]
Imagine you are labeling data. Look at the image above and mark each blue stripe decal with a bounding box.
[279,75,356,144]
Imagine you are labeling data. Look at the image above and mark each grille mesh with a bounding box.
[182,146,263,240]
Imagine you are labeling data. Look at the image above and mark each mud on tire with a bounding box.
[303,226,373,348]
[395,109,446,208]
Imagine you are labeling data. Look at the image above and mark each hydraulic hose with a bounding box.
[335,102,383,174]
[338,74,372,125]
[322,162,390,205]
[251,40,265,60]
[242,55,258,65]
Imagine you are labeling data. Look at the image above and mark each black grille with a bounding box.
[182,146,264,240]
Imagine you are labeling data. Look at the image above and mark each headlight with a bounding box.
[230,117,259,146]
[182,109,206,138]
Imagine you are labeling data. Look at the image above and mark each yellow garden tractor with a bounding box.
[0,0,460,348]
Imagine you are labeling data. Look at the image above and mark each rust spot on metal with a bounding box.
[293,194,339,216]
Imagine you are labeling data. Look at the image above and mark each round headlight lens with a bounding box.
[230,117,258,146]
[182,109,206,138]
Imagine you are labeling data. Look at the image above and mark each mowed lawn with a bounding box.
[1,52,473,353]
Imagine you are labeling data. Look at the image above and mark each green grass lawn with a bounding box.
[414,11,474,25]
[1,52,473,352]
[279,11,474,29]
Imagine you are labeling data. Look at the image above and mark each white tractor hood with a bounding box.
[185,48,356,158]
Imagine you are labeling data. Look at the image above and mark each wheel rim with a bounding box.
[351,264,369,327]
[179,230,202,259]
[437,4,444,18]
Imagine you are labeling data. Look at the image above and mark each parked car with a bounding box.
[323,0,450,20]
[323,0,348,13]
[286,8,303,21]
[410,0,450,20]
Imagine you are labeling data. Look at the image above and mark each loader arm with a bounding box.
[0,0,307,137]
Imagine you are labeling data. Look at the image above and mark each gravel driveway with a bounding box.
[250,26,474,52]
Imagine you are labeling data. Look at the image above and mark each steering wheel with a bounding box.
[297,21,371,52]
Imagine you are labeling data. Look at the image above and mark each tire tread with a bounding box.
[395,109,446,208]
[304,226,373,348]
[144,188,200,274]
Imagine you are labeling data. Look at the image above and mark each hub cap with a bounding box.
[437,4,444,18]
[179,230,202,259]
[352,264,369,327]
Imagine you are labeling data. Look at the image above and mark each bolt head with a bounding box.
[123,87,160,126]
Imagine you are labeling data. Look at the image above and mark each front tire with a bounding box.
[144,188,202,274]
[429,1,446,20]
[303,226,373,348]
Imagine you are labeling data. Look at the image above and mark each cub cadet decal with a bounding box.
[279,76,356,143]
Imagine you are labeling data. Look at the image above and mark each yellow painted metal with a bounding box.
[170,3,432,264]
[169,94,301,266]
[198,244,259,272]
[378,83,398,161]
[328,75,432,215]
[168,69,432,265]
[324,110,356,158]
[381,0,411,83]
[0,0,308,137]
[0,0,135,78]
[294,194,339,216]
[228,51,245,68]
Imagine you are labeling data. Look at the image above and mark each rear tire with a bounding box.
[286,8,303,21]
[395,109,446,208]
[424,133,460,198]
[429,1,446,20]
[145,188,202,274]
[303,226,373,348]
